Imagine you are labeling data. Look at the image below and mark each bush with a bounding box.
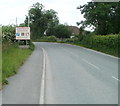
[54,24,72,38]
[79,34,119,57]
[47,36,57,42]
[35,35,57,42]
[64,38,74,43]
[78,34,84,41]
[2,25,16,43]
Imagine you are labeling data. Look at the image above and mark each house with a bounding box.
[69,26,80,35]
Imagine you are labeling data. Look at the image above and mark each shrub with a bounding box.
[47,36,57,42]
[80,34,119,57]
[37,35,57,42]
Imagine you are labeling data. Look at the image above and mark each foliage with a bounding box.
[53,24,72,38]
[19,23,26,27]
[25,2,59,39]
[2,25,16,43]
[34,35,57,42]
[77,2,120,35]
[79,34,119,57]
[2,42,35,84]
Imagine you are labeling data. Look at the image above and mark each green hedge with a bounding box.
[34,36,57,42]
[80,34,119,57]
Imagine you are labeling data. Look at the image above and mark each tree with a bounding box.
[45,9,59,36]
[54,24,72,39]
[77,2,120,35]
[24,2,59,39]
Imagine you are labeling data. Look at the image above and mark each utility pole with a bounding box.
[16,17,17,26]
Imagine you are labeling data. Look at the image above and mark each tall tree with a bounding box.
[25,2,59,39]
[77,2,120,35]
[54,24,72,38]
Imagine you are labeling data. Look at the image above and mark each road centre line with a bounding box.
[60,46,81,57]
[82,59,100,70]
[112,76,120,82]
[61,46,100,70]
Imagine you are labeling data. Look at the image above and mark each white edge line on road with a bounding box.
[82,59,100,70]
[112,76,120,82]
[39,47,46,104]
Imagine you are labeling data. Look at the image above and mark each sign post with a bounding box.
[16,27,30,47]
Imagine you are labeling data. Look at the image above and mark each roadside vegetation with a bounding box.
[33,36,57,42]
[63,34,119,57]
[0,45,1,89]
[2,26,35,86]
[77,34,119,57]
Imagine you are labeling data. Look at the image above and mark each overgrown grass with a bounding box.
[2,42,35,85]
[0,44,2,89]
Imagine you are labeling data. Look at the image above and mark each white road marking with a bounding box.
[82,59,100,70]
[60,46,82,57]
[39,48,46,104]
[61,46,100,70]
[112,76,120,82]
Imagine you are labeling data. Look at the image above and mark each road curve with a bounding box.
[1,42,118,104]
[35,42,118,104]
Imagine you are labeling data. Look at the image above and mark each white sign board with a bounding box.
[16,27,30,40]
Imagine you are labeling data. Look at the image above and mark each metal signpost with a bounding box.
[16,27,30,47]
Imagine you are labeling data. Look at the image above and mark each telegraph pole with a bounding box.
[16,17,17,26]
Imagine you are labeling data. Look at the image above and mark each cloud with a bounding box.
[0,0,91,26]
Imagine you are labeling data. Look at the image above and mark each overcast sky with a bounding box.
[0,0,91,28]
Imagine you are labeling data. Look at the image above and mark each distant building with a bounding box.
[69,26,80,35]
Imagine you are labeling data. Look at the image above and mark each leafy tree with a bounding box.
[54,24,72,38]
[25,2,59,39]
[45,9,59,36]
[77,2,120,35]
[19,23,26,27]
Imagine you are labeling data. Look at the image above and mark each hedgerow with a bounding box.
[80,34,119,57]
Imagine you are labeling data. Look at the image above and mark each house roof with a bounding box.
[69,26,80,35]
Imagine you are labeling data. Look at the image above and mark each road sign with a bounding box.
[16,27,30,40]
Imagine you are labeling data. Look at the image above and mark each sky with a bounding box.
[0,0,92,30]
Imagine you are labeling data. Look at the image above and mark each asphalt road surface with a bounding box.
[37,42,118,104]
[1,42,119,104]
[2,44,43,104]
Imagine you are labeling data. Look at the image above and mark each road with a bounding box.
[2,44,44,104]
[37,42,118,104]
[1,42,118,104]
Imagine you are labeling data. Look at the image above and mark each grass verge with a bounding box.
[2,42,35,85]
